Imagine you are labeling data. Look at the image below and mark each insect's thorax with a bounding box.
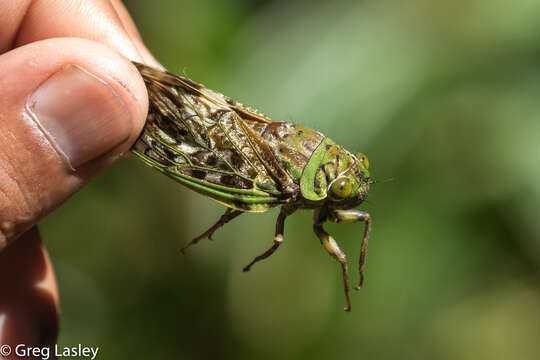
[256,122,325,184]
[248,121,370,208]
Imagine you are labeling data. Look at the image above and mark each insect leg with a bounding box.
[314,208,352,312]
[329,210,371,291]
[242,206,296,272]
[181,208,243,254]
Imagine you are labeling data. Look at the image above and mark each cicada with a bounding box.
[131,62,374,311]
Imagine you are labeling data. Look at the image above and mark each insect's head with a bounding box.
[326,151,373,206]
[300,141,374,205]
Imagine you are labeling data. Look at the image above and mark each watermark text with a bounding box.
[0,344,99,360]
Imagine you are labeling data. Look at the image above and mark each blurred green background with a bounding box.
[41,0,540,359]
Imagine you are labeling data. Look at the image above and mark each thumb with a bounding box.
[0,38,148,249]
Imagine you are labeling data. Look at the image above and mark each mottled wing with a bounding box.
[132,62,294,212]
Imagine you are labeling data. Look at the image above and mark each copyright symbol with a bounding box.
[0,344,11,356]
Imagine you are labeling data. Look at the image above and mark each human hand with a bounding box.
[0,1,156,356]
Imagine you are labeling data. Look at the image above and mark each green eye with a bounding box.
[356,152,370,169]
[330,178,352,199]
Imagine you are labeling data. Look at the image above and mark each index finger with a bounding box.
[0,0,160,66]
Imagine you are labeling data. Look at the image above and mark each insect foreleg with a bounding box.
[242,206,296,272]
[328,210,371,291]
[181,208,243,254]
[314,208,352,312]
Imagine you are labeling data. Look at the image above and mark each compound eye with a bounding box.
[356,152,370,169]
[330,178,352,199]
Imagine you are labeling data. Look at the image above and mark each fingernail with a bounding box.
[26,65,132,170]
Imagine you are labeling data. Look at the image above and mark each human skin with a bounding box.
[0,0,158,356]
